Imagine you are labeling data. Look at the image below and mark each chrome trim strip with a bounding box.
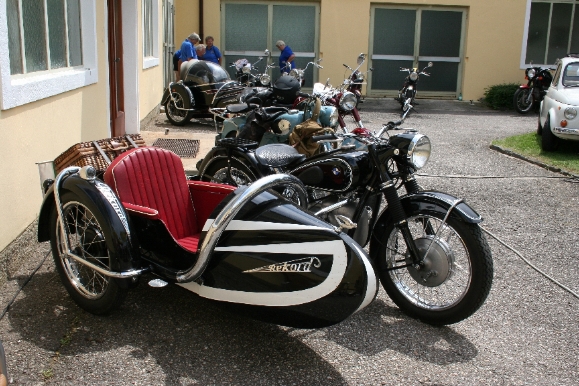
[64,251,149,278]
[176,174,308,283]
[314,199,349,216]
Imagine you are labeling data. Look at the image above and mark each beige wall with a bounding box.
[0,3,110,251]
[191,0,528,100]
[175,0,200,48]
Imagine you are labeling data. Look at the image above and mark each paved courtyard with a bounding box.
[1,99,577,385]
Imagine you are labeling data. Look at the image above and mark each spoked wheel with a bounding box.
[375,211,493,325]
[165,88,193,126]
[200,158,257,186]
[50,192,127,314]
[513,88,534,114]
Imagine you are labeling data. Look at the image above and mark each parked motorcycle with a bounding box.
[310,53,372,131]
[231,49,277,87]
[161,60,245,126]
[284,58,324,86]
[396,62,433,119]
[197,122,494,325]
[36,147,378,328]
[513,63,553,114]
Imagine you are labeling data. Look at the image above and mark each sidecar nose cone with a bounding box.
[148,279,168,288]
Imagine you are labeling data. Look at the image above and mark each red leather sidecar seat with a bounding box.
[103,147,234,253]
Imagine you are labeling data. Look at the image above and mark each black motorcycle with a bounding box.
[513,64,553,114]
[396,62,433,119]
[197,122,494,325]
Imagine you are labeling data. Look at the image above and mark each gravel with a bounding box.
[1,99,577,385]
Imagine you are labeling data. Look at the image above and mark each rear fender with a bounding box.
[38,174,140,286]
[518,84,530,89]
[198,148,262,180]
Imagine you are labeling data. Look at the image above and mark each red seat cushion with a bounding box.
[104,147,199,251]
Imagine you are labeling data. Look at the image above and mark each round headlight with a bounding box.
[409,72,419,81]
[339,92,357,111]
[356,73,364,81]
[242,65,251,74]
[289,69,299,78]
[564,107,577,120]
[259,74,271,85]
[526,68,536,79]
[408,134,431,169]
[329,108,339,127]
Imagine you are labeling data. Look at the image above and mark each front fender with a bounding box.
[38,174,140,278]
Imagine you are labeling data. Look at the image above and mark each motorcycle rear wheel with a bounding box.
[165,88,193,126]
[513,88,534,114]
[200,158,257,186]
[375,211,493,325]
[49,192,127,315]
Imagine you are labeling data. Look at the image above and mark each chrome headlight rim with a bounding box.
[242,65,251,74]
[407,134,431,170]
[409,72,419,81]
[526,68,536,79]
[564,107,577,120]
[259,74,271,85]
[339,91,357,111]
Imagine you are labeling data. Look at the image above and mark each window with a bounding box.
[142,0,159,69]
[7,0,82,75]
[0,0,97,110]
[523,0,579,66]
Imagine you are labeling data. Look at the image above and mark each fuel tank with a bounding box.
[179,188,378,328]
[289,150,372,194]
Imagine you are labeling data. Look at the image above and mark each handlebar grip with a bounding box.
[311,133,338,142]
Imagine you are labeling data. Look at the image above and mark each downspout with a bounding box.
[199,0,204,41]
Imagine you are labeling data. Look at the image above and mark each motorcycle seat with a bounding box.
[226,103,259,114]
[255,144,306,168]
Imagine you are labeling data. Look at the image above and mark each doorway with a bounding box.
[368,6,466,98]
[107,0,125,136]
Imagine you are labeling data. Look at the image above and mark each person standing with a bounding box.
[195,44,206,60]
[276,40,296,73]
[177,33,201,80]
[172,49,181,81]
[201,36,222,65]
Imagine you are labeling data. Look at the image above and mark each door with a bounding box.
[107,0,125,136]
[222,2,319,89]
[163,0,175,88]
[368,6,466,98]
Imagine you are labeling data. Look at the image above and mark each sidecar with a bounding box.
[37,146,377,328]
[161,60,246,126]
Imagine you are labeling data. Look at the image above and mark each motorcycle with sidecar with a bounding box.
[37,146,378,328]
[161,60,246,126]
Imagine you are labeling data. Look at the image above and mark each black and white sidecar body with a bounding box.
[37,147,377,328]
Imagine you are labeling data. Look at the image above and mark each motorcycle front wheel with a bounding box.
[374,210,493,325]
[49,192,127,315]
[513,88,534,114]
[200,158,258,186]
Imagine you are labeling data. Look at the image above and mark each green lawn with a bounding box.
[492,132,579,175]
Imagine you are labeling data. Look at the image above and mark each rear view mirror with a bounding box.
[357,53,366,65]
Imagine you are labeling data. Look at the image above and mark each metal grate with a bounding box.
[152,139,200,158]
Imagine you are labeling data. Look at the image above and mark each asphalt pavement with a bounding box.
[1,99,578,385]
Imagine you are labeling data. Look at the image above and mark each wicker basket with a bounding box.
[54,134,146,174]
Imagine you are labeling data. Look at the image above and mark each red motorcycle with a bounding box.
[310,53,372,132]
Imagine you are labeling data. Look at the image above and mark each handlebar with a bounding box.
[311,133,338,142]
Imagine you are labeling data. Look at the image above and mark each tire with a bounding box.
[374,210,493,325]
[200,157,258,186]
[541,116,558,151]
[513,88,534,114]
[50,192,127,315]
[537,118,543,135]
[165,87,193,126]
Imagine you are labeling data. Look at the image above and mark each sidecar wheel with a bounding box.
[200,158,257,186]
[165,88,193,126]
[50,192,127,315]
[375,211,493,325]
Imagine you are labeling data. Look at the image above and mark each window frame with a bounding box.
[520,0,578,68]
[142,0,159,69]
[0,0,98,110]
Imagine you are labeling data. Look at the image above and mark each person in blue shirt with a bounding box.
[173,49,181,80]
[177,33,200,80]
[276,40,296,73]
[201,36,222,65]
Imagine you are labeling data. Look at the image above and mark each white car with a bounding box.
[538,54,579,151]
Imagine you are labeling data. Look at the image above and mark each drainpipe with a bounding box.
[199,0,204,41]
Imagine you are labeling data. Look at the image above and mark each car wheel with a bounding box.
[541,116,558,151]
[537,118,543,135]
[165,88,193,126]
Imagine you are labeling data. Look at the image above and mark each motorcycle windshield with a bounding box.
[185,60,231,85]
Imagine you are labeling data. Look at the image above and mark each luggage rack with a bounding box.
[217,137,259,150]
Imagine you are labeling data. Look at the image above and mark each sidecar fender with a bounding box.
[161,82,192,106]
[37,175,140,284]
